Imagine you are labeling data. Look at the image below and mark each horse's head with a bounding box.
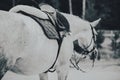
[73,18,101,54]
[62,13,101,56]
[70,18,101,70]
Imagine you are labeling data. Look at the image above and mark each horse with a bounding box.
[0,5,100,80]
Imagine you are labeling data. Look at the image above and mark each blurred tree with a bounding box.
[43,0,60,9]
[0,0,12,10]
[59,0,69,13]
[11,0,60,9]
[85,0,120,29]
[111,31,120,58]
[96,30,105,48]
[85,0,97,21]
[73,0,82,16]
[82,0,86,19]
[69,0,73,14]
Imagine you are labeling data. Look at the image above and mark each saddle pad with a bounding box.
[18,11,59,39]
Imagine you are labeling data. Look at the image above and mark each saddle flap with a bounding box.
[17,11,60,39]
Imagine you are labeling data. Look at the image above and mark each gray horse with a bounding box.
[0,5,100,80]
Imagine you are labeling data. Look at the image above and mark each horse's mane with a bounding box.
[61,12,81,20]
[61,12,91,33]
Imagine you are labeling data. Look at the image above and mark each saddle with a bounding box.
[39,3,70,37]
[46,11,70,32]
[17,5,70,40]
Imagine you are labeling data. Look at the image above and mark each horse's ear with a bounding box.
[90,18,101,27]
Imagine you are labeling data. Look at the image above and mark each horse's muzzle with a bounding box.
[89,48,98,60]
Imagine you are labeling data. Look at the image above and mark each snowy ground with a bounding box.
[2,59,120,80]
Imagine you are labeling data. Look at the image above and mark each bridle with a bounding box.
[74,24,96,55]
[83,24,96,54]
[70,24,97,72]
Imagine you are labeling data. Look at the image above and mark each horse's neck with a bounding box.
[62,13,89,35]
